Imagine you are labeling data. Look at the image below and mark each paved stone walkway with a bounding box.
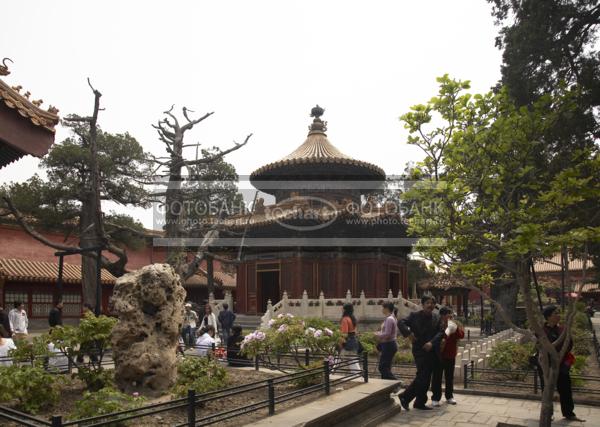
[379,394,600,427]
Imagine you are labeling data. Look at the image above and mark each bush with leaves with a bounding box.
[49,312,117,390]
[304,317,337,332]
[172,356,228,397]
[292,360,325,389]
[0,365,61,414]
[242,314,340,368]
[488,341,535,380]
[8,335,51,367]
[70,387,145,426]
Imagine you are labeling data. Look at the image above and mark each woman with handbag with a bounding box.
[339,303,361,373]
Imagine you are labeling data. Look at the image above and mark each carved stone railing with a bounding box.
[208,290,234,318]
[260,289,421,328]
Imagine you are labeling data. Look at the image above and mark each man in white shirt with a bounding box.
[8,301,28,339]
[0,336,16,366]
[195,325,216,356]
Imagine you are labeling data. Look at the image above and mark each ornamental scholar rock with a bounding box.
[111,263,186,395]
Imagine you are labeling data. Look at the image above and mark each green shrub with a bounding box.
[70,387,145,426]
[394,351,414,364]
[8,335,51,367]
[0,365,61,414]
[304,317,337,331]
[172,356,228,397]
[242,315,340,366]
[571,327,592,356]
[489,341,535,380]
[292,361,323,389]
[49,313,117,391]
[570,355,587,387]
[358,332,378,356]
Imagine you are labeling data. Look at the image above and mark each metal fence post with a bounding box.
[324,360,330,395]
[254,355,259,371]
[268,379,275,416]
[463,364,468,389]
[187,389,196,427]
[51,416,62,427]
[533,368,538,394]
[470,360,474,379]
[362,352,369,383]
[305,348,310,366]
[467,329,470,342]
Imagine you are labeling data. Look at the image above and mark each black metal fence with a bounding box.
[0,348,368,427]
[463,360,600,397]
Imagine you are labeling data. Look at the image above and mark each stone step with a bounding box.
[235,314,262,330]
[245,378,401,427]
[332,397,402,427]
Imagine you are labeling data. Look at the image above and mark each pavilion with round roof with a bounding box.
[227,106,411,315]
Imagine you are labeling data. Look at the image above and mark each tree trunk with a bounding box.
[80,192,102,308]
[539,363,559,427]
[491,276,519,329]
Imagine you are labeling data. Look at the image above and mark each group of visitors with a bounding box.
[181,301,247,366]
[338,295,584,422]
[182,302,237,346]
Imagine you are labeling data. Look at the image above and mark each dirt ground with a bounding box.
[2,365,360,427]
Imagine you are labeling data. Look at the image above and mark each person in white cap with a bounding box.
[182,303,199,346]
[431,306,464,406]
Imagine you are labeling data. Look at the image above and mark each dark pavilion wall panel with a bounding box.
[357,261,377,298]
[339,259,353,296]
[247,263,256,314]
[300,260,315,298]
[280,259,294,298]
[318,261,336,298]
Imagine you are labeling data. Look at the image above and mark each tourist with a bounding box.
[0,306,12,338]
[48,300,64,329]
[200,304,218,339]
[182,303,199,346]
[431,307,464,406]
[0,334,16,366]
[218,303,236,347]
[339,303,361,373]
[8,301,28,340]
[375,302,398,380]
[397,295,443,410]
[195,325,216,356]
[537,305,585,422]
[227,325,248,366]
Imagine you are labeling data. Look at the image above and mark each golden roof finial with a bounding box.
[0,58,12,76]
[308,105,327,134]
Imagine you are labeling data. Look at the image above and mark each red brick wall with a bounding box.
[0,224,167,267]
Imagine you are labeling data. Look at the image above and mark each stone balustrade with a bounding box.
[260,289,421,328]
[454,328,520,379]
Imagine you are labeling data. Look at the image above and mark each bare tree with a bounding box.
[150,106,251,289]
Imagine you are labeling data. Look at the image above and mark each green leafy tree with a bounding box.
[1,84,152,307]
[401,76,600,426]
[488,0,600,278]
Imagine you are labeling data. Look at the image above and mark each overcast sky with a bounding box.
[0,0,502,229]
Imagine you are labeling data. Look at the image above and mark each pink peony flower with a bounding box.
[313,329,322,338]
[324,328,333,337]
